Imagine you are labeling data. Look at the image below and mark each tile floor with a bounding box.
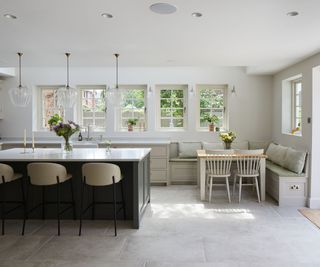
[0,185,320,267]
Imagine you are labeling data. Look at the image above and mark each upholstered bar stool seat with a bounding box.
[24,163,76,236]
[0,163,25,235]
[79,163,126,236]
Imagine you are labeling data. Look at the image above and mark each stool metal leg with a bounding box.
[79,177,85,236]
[70,179,76,220]
[42,186,45,220]
[56,176,60,236]
[120,179,126,220]
[20,177,26,235]
[1,176,5,235]
[22,177,30,236]
[112,176,117,236]
[92,186,95,220]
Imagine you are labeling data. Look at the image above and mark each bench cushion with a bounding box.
[179,142,202,158]
[249,141,270,152]
[266,143,288,167]
[283,148,307,174]
[170,158,198,162]
[202,142,223,150]
[266,160,303,177]
[231,141,249,150]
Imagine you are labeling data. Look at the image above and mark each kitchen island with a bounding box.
[0,148,151,229]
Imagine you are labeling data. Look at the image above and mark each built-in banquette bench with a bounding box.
[169,141,309,207]
[265,143,308,207]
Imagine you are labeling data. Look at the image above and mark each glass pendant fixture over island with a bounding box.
[107,53,121,101]
[9,52,31,107]
[57,53,78,109]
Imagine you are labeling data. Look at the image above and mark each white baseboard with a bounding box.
[307,197,320,208]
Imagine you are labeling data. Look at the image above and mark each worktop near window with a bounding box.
[0,140,170,185]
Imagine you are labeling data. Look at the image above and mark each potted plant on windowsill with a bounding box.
[127,118,138,132]
[204,114,219,132]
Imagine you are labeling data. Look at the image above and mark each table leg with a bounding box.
[200,158,206,201]
[260,158,266,201]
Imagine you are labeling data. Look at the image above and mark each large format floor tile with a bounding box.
[0,185,320,266]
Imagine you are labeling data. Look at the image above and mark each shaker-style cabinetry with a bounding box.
[100,142,169,185]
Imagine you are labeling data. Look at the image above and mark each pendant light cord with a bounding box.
[114,53,119,89]
[66,53,70,88]
[17,52,22,88]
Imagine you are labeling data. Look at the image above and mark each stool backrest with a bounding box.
[82,163,122,186]
[206,155,233,176]
[27,162,68,186]
[236,155,261,176]
[0,163,14,184]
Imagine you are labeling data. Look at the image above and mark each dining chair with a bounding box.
[0,163,25,235]
[79,163,126,236]
[206,153,234,203]
[24,162,76,236]
[233,150,263,203]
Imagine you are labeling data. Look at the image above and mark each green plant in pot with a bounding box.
[204,114,219,132]
[127,118,138,132]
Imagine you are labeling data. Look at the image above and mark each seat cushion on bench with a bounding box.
[283,148,307,174]
[170,158,198,162]
[266,160,304,177]
[266,143,288,167]
[202,142,223,150]
[179,142,202,158]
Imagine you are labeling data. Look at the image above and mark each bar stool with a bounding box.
[23,163,76,236]
[0,163,26,235]
[79,163,126,236]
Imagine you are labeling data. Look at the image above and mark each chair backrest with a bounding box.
[82,163,122,186]
[235,149,264,155]
[206,155,233,176]
[236,155,261,176]
[206,149,235,155]
[0,163,14,184]
[27,162,68,186]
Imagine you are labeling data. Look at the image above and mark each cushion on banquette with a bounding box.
[266,143,307,174]
[178,142,202,158]
[231,141,249,150]
[202,142,223,150]
[249,141,270,153]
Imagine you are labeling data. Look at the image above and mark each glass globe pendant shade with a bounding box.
[57,85,78,109]
[9,85,31,107]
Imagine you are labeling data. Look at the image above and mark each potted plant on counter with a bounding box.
[204,114,220,132]
[219,131,236,149]
[127,118,138,132]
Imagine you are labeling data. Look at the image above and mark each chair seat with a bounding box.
[207,173,231,178]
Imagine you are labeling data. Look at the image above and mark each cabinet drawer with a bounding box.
[150,146,167,157]
[150,158,167,169]
[151,170,167,182]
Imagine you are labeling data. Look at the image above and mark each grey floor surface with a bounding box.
[0,185,319,267]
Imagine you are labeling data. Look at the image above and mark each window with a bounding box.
[197,84,227,130]
[281,74,302,136]
[157,85,187,129]
[79,86,106,131]
[119,85,147,131]
[38,86,64,130]
[292,79,302,132]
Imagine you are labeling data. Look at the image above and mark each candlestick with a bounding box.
[24,129,26,153]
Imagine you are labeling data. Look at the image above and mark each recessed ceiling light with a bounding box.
[150,3,177,15]
[101,13,113,18]
[4,14,17,19]
[192,12,202,18]
[287,11,299,17]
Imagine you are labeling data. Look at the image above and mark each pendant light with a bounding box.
[8,52,31,107]
[57,53,78,108]
[108,53,121,98]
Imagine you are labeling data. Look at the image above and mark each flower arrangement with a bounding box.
[219,131,236,149]
[48,114,80,151]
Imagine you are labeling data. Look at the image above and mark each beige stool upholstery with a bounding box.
[0,163,25,235]
[79,163,126,236]
[24,163,75,236]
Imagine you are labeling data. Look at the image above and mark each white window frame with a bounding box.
[78,85,107,132]
[116,85,148,132]
[156,84,188,131]
[291,79,302,132]
[36,85,64,131]
[196,84,228,131]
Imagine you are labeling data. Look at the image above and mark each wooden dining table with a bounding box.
[197,150,267,201]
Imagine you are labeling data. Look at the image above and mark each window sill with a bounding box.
[282,132,302,137]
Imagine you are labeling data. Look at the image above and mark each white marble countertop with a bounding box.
[0,140,170,145]
[0,148,151,162]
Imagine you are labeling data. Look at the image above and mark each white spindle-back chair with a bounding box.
[206,155,233,203]
[233,154,262,203]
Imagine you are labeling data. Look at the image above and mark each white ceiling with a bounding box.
[0,0,320,74]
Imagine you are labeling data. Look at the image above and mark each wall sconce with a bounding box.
[231,85,236,95]
[148,85,153,97]
[189,85,195,96]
